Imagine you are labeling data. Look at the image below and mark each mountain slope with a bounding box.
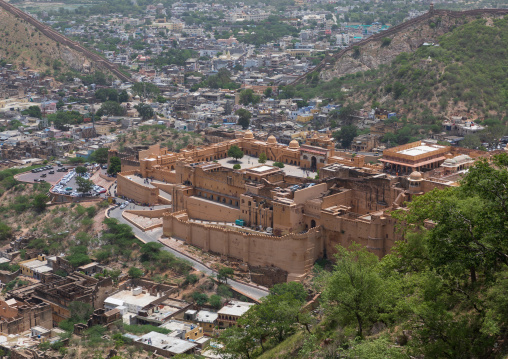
[285,13,508,122]
[0,8,92,72]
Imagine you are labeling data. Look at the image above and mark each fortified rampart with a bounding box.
[117,171,159,205]
[0,0,131,82]
[163,211,323,281]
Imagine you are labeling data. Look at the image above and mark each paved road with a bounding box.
[108,204,269,300]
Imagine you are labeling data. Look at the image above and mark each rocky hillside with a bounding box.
[317,9,508,82]
[284,10,508,122]
[0,8,92,72]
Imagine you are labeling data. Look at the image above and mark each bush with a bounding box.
[233,164,241,170]
[273,162,285,168]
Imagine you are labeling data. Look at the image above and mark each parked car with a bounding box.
[49,170,54,174]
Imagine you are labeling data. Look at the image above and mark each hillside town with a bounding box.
[0,0,508,356]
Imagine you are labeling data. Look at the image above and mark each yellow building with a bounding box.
[19,255,52,279]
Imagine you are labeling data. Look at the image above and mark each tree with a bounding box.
[31,194,48,213]
[264,87,273,98]
[0,222,12,241]
[118,90,129,103]
[68,301,93,323]
[66,245,91,267]
[235,109,251,130]
[323,243,384,338]
[96,101,125,117]
[218,266,234,283]
[273,161,284,168]
[333,125,358,149]
[215,324,258,359]
[108,156,121,175]
[192,292,208,306]
[128,266,143,279]
[134,103,155,120]
[239,89,260,105]
[76,176,94,194]
[258,152,267,164]
[132,82,160,99]
[91,148,109,164]
[209,294,222,309]
[75,166,87,175]
[233,164,241,170]
[228,145,244,162]
[22,105,42,119]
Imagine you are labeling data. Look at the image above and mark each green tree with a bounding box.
[323,243,384,338]
[228,145,244,162]
[118,90,129,103]
[209,294,222,309]
[75,166,87,175]
[132,82,160,99]
[90,148,109,164]
[96,101,125,117]
[233,164,241,170]
[333,125,358,149]
[128,267,143,279]
[0,222,12,241]
[239,89,260,105]
[235,108,251,129]
[76,176,94,193]
[108,156,121,175]
[31,194,48,213]
[258,152,267,164]
[68,301,93,323]
[22,105,42,119]
[273,161,285,168]
[264,87,273,98]
[134,103,155,120]
[218,266,234,283]
[192,292,208,306]
[214,325,257,359]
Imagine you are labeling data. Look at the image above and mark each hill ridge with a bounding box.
[0,0,131,82]
[291,7,508,86]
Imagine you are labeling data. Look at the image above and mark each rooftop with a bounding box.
[106,290,159,309]
[196,310,218,323]
[397,144,445,157]
[136,332,197,354]
[217,301,254,317]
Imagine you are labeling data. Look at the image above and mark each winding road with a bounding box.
[107,201,269,300]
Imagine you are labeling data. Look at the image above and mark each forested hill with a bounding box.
[214,155,508,359]
[284,13,508,123]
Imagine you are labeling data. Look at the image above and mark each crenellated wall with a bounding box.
[163,211,323,278]
[117,171,160,205]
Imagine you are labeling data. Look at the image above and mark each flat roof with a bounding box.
[397,144,445,157]
[248,165,275,173]
[196,310,218,323]
[106,290,159,308]
[217,301,254,317]
[136,332,197,354]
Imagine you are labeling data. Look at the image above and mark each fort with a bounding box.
[116,132,467,283]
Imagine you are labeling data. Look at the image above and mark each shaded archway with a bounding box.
[311,156,317,171]
[310,219,316,228]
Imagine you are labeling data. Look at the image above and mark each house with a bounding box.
[217,301,254,329]
[134,331,198,357]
